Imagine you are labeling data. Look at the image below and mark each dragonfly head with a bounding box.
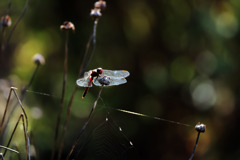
[97,68,103,74]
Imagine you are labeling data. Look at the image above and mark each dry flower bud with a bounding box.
[94,0,106,10]
[195,122,206,133]
[33,53,45,65]
[1,15,12,27]
[60,21,75,31]
[90,8,102,20]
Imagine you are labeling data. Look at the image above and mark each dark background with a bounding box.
[1,0,240,159]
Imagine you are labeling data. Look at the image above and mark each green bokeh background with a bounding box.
[1,0,240,159]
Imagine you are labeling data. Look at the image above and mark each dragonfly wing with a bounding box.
[102,70,130,78]
[76,77,93,87]
[93,77,127,86]
[93,78,102,86]
[109,77,127,86]
[84,70,92,78]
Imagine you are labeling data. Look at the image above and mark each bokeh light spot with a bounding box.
[31,107,43,119]
[191,79,216,110]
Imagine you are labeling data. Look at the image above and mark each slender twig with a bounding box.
[65,86,103,160]
[0,0,12,53]
[57,19,100,160]
[1,0,11,55]
[21,63,40,98]
[51,30,69,160]
[0,27,6,55]
[11,88,31,160]
[1,63,40,137]
[78,34,93,77]
[189,123,205,160]
[57,88,77,160]
[80,20,98,76]
[0,85,13,132]
[4,0,12,15]
[189,132,201,160]
[0,145,19,154]
[3,114,27,158]
[4,0,29,49]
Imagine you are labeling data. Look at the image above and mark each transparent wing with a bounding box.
[76,77,93,87]
[102,70,130,78]
[83,70,92,78]
[93,77,127,86]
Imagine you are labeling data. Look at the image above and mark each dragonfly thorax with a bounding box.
[91,71,100,77]
[91,68,103,77]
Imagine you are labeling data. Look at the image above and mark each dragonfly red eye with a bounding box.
[97,68,103,74]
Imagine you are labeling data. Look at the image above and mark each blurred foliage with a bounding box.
[1,0,240,159]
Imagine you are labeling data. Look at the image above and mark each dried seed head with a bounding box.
[60,21,75,31]
[33,53,45,65]
[90,8,102,20]
[195,122,206,133]
[94,0,107,10]
[1,15,12,27]
[98,75,111,86]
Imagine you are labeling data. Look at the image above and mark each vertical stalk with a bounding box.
[0,86,13,132]
[0,27,6,55]
[58,19,99,160]
[65,86,103,160]
[4,0,29,48]
[189,132,201,160]
[5,0,12,15]
[57,87,77,160]
[81,20,98,75]
[3,114,27,159]
[20,63,40,98]
[51,30,69,160]
[12,88,31,160]
[1,63,40,138]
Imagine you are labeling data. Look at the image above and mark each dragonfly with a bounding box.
[76,68,130,99]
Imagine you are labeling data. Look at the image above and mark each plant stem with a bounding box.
[4,0,29,49]
[65,86,103,160]
[21,63,40,97]
[189,131,201,160]
[3,114,27,158]
[0,86,13,132]
[5,0,12,15]
[0,145,19,154]
[51,30,69,160]
[58,19,99,160]
[0,63,40,138]
[57,87,77,160]
[81,20,98,75]
[0,27,6,55]
[12,88,31,160]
